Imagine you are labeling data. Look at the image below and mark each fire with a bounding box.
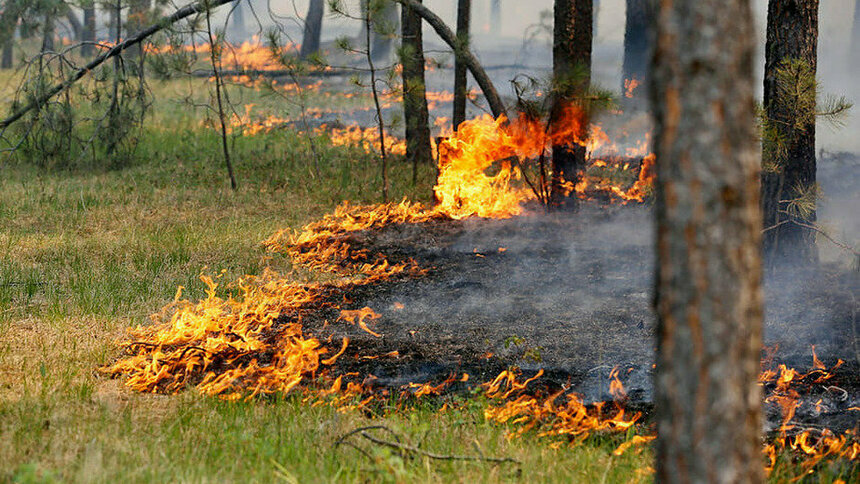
[759,348,858,475]
[339,307,383,337]
[623,78,641,98]
[482,369,642,442]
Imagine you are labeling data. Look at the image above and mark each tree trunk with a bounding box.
[651,0,764,482]
[82,3,96,58]
[549,0,592,209]
[42,11,56,53]
[453,0,471,130]
[393,0,507,120]
[128,0,152,61]
[1,40,12,69]
[490,0,500,35]
[230,0,246,41]
[370,1,399,63]
[761,0,819,266]
[621,0,652,105]
[300,0,324,58]
[401,0,432,185]
[852,0,860,72]
[66,11,83,40]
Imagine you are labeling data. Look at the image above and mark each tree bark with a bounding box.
[300,0,324,59]
[393,0,507,119]
[550,0,592,209]
[453,0,470,130]
[621,0,652,105]
[82,3,96,58]
[401,0,432,185]
[761,0,819,266]
[651,0,764,482]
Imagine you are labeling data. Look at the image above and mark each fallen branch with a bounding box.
[0,0,238,131]
[336,425,519,465]
[392,0,508,120]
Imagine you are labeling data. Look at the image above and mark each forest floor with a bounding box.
[0,71,856,483]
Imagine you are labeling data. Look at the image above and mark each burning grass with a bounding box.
[99,111,857,478]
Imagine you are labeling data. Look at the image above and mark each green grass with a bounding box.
[0,73,854,483]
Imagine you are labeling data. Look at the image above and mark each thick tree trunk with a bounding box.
[761,0,819,266]
[82,4,96,58]
[300,0,324,59]
[400,0,432,185]
[550,0,592,209]
[651,0,764,482]
[621,0,652,105]
[453,0,470,129]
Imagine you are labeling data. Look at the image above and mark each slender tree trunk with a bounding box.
[761,0,819,266]
[393,0,507,119]
[230,0,246,41]
[371,1,399,63]
[621,0,652,105]
[128,0,152,62]
[490,0,500,35]
[852,0,860,71]
[401,0,432,185]
[82,3,96,58]
[1,41,11,69]
[300,0,324,58]
[66,11,83,40]
[1,15,14,69]
[453,0,470,129]
[42,10,56,52]
[549,0,592,209]
[365,5,389,201]
[651,0,763,481]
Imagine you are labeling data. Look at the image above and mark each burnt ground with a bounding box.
[280,198,858,433]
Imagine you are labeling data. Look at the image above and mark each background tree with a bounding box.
[453,0,470,130]
[81,1,96,58]
[853,0,860,72]
[400,0,432,185]
[490,0,500,35]
[300,0,324,59]
[41,2,58,52]
[549,0,592,208]
[0,0,22,69]
[761,0,819,266]
[621,0,652,106]
[229,0,246,40]
[651,0,763,481]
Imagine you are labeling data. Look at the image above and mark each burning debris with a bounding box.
[103,111,858,474]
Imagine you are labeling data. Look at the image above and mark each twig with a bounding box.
[0,0,239,130]
[363,6,388,202]
[204,0,238,190]
[337,425,519,464]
